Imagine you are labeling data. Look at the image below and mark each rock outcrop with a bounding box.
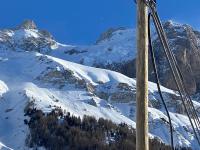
[0,20,57,53]
[94,21,200,94]
[17,20,37,30]
[151,21,200,94]
[1,20,200,94]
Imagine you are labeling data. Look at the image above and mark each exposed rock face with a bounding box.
[35,55,185,112]
[0,20,57,53]
[17,20,37,30]
[95,82,136,103]
[1,20,200,149]
[95,59,136,79]
[1,19,200,95]
[99,21,200,94]
[152,21,200,94]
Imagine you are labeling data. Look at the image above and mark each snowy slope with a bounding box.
[0,51,136,149]
[0,142,13,150]
[50,28,136,67]
[0,21,200,149]
[0,50,199,149]
[0,81,8,97]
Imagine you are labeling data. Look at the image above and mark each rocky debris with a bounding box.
[117,82,135,91]
[110,91,135,103]
[107,83,136,103]
[96,82,144,105]
[37,67,79,88]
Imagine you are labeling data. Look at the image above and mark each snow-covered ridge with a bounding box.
[0,50,199,149]
[0,21,136,66]
[50,28,136,66]
[0,20,196,69]
[0,20,57,53]
[165,20,190,28]
[0,20,200,149]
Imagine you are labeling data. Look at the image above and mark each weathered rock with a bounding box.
[17,20,37,30]
[95,82,136,103]
[151,21,200,94]
[100,21,200,94]
[0,20,57,53]
[39,30,54,39]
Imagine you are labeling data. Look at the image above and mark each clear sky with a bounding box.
[0,0,200,45]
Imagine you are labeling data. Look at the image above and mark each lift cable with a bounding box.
[152,5,200,142]
[145,0,200,146]
[153,8,200,132]
[148,12,175,150]
[134,0,200,147]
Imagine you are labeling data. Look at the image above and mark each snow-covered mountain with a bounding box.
[50,21,200,95]
[51,27,137,76]
[0,20,200,149]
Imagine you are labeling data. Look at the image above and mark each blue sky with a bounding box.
[0,0,200,44]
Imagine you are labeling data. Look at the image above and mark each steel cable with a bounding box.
[148,13,175,150]
[147,1,200,145]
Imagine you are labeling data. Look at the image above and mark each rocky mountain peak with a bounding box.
[96,27,127,44]
[17,20,37,30]
[0,19,200,149]
[163,20,181,27]
[0,20,58,53]
[151,20,200,94]
[163,20,194,35]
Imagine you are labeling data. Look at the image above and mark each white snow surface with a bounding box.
[0,51,137,149]
[0,81,8,97]
[50,28,136,66]
[0,50,199,149]
[0,24,200,149]
[0,142,13,150]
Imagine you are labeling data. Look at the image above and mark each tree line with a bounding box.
[24,108,191,150]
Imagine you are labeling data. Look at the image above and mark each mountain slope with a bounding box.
[0,20,200,149]
[50,21,200,94]
[51,28,137,77]
[4,20,200,95]
[2,20,200,95]
[0,50,199,149]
